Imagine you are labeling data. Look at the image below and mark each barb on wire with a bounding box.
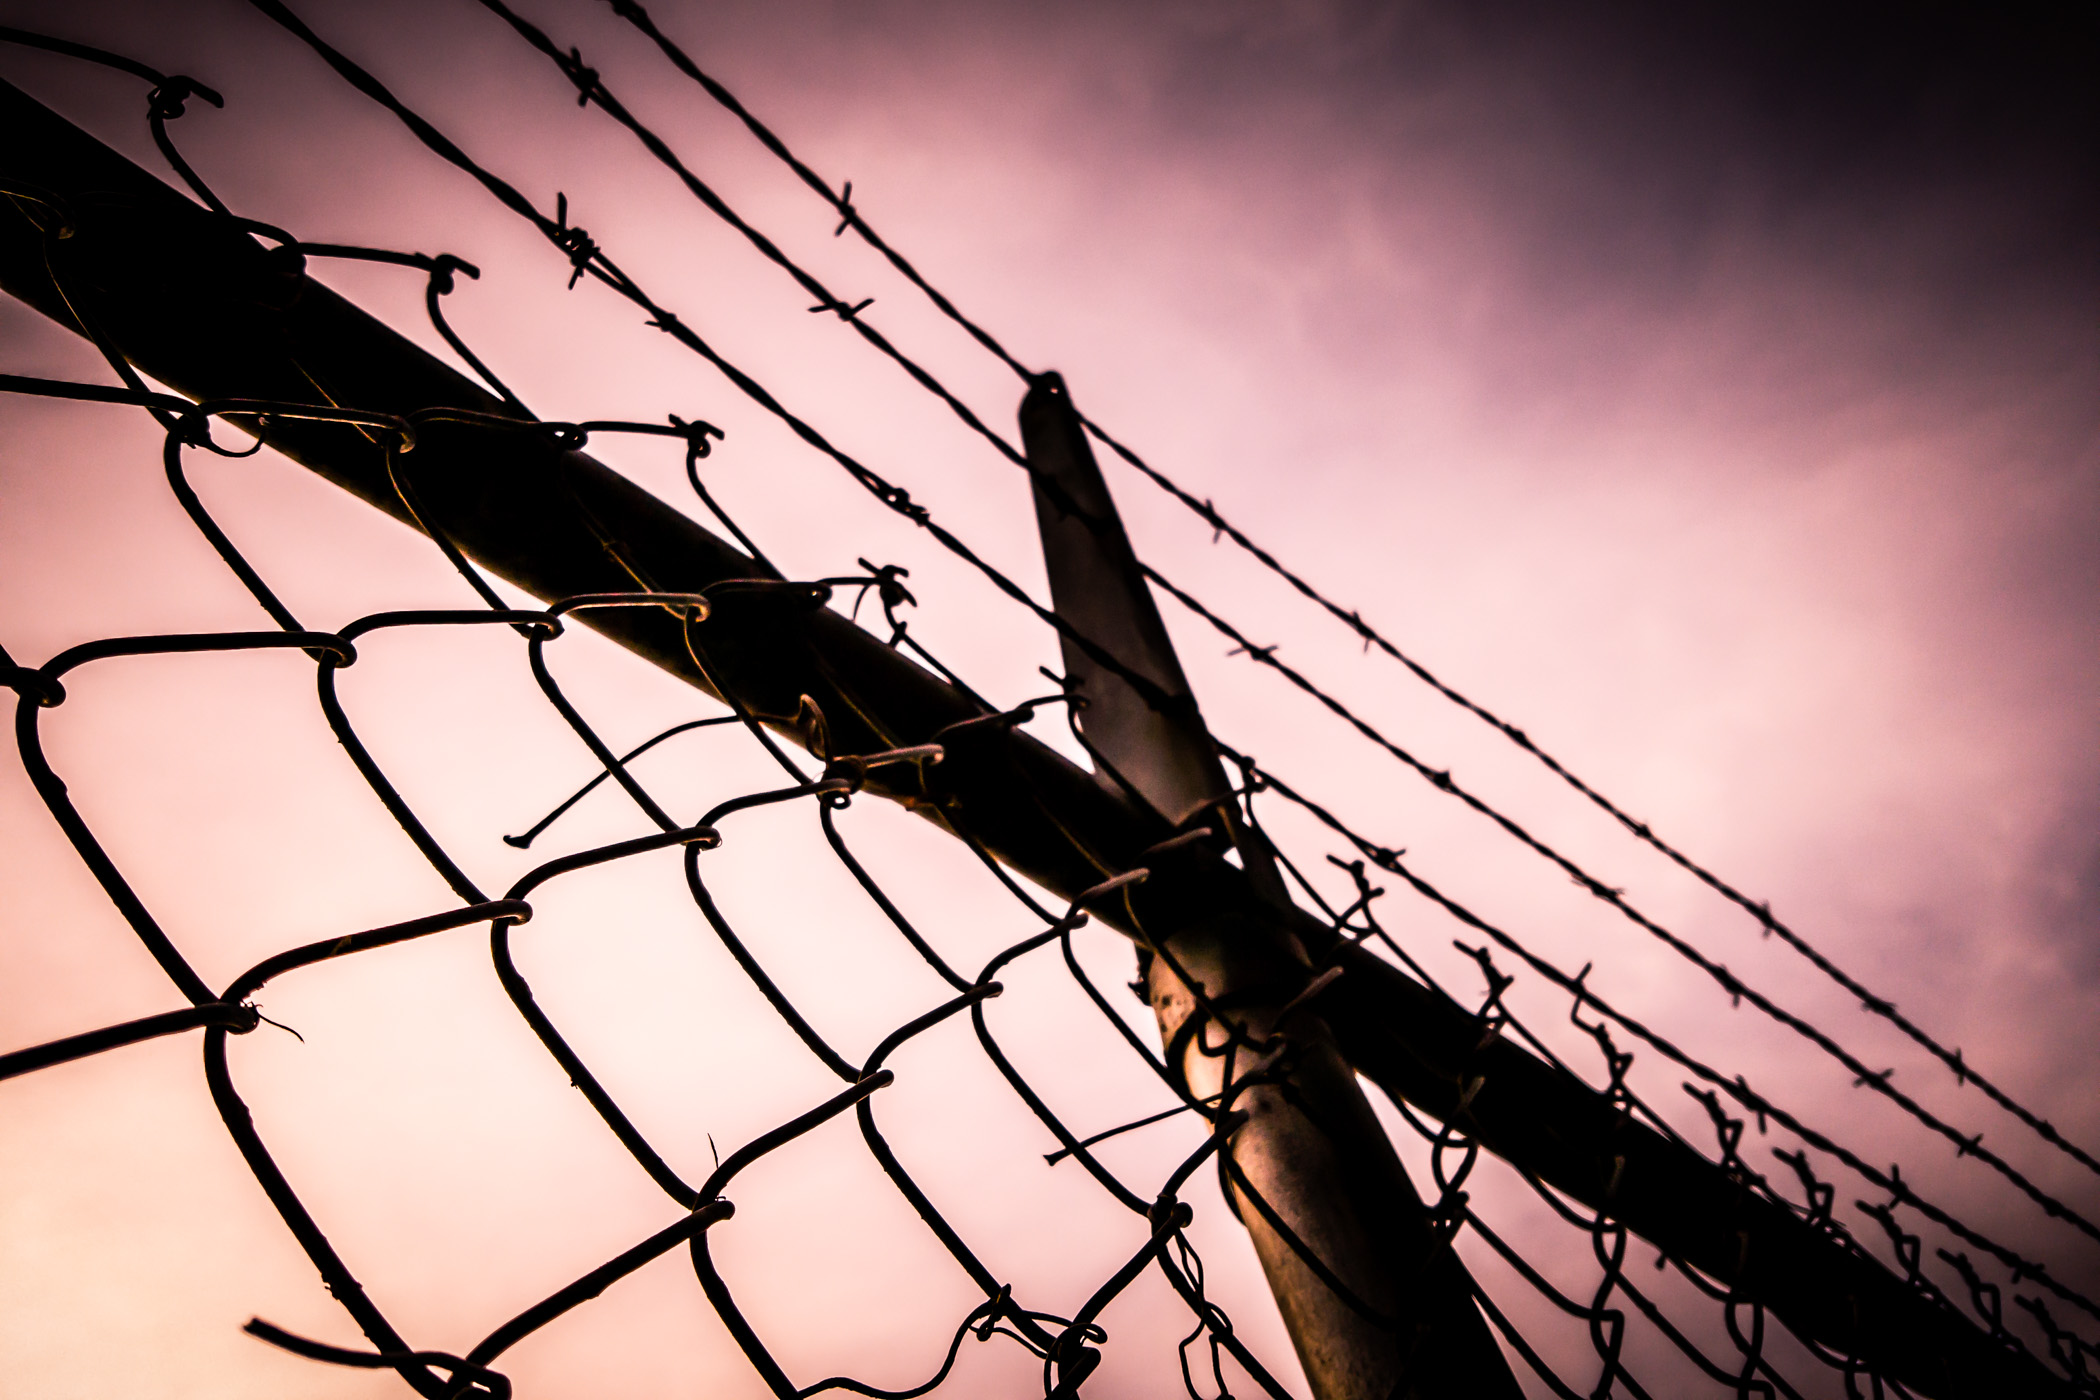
[1218,737,2100,1247]
[413,0,2100,1234]
[7,25,2092,1399]
[4,274,2071,1400]
[589,0,2100,1193]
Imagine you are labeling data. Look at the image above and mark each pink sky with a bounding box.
[3,2,2096,1396]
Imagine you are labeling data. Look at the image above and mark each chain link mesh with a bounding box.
[2,12,2095,1398]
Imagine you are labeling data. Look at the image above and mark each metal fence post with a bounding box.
[1022,374,1520,1398]
[2,77,2072,1398]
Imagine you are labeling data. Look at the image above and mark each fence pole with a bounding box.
[1023,372,1519,1397]
[0,77,2069,1399]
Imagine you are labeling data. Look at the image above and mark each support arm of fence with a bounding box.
[0,78,2067,1400]
[1022,370,1520,1400]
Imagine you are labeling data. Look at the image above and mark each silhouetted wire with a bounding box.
[588,0,2100,1190]
[6,370,2084,1398]
[289,242,530,410]
[107,352,1275,1393]
[504,713,744,848]
[1252,792,2097,1383]
[0,60,1841,1400]
[4,19,2092,1396]
[1,361,1313,1397]
[4,180,2049,1400]
[1231,745,2100,1332]
[315,0,2100,1235]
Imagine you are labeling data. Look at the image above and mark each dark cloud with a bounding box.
[1123,0,2100,305]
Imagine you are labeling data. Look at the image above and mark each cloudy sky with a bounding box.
[2,2,2095,1396]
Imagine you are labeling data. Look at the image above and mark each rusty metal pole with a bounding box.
[1021,375,1520,1399]
[2,79,2070,1398]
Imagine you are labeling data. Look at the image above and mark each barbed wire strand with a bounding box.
[581,0,2100,1188]
[0,386,1299,1400]
[1224,746,2100,1341]
[4,365,1999,1400]
[323,0,2100,1234]
[258,2,2100,1360]
[4,25,2090,1396]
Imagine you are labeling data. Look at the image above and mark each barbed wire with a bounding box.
[1297,850,2098,1400]
[2,20,2093,1399]
[0,48,1357,1378]
[1224,747,2100,1342]
[0,380,1278,1399]
[577,0,2100,1190]
[318,0,2100,1239]
[0,367,1727,1400]
[1249,799,2095,1394]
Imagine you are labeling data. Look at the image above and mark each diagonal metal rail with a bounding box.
[0,77,2070,1400]
[1021,369,1518,1398]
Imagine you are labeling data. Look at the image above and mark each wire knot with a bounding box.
[836,560,916,633]
[427,252,479,296]
[553,194,597,289]
[878,484,929,524]
[669,413,726,460]
[808,295,874,320]
[1046,1323,1104,1399]
[559,46,599,105]
[0,663,64,707]
[853,558,916,612]
[146,75,224,121]
[972,1284,1014,1340]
